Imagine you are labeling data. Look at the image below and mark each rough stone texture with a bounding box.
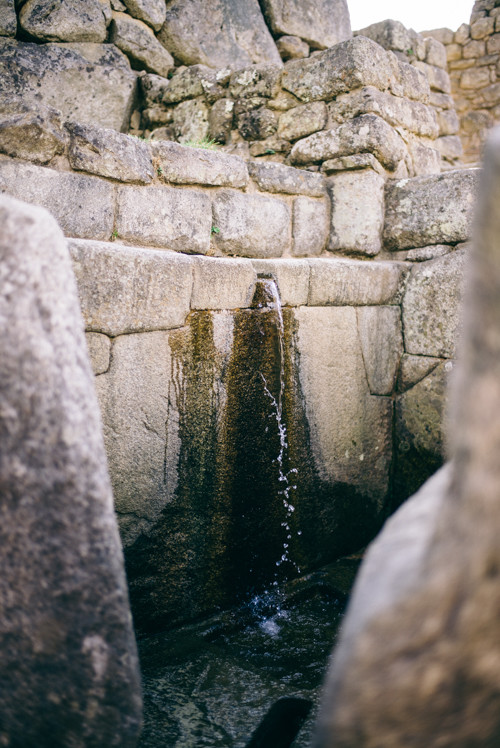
[276,35,310,61]
[191,256,257,309]
[357,306,403,395]
[250,258,310,305]
[0,158,115,240]
[355,19,418,55]
[69,239,193,335]
[278,101,328,141]
[435,134,464,162]
[393,59,430,104]
[110,12,174,77]
[327,170,385,256]
[413,60,451,94]
[212,189,290,258]
[0,195,142,746]
[290,115,407,171]
[116,184,212,253]
[397,353,441,392]
[308,259,408,306]
[328,87,439,138]
[281,37,395,103]
[152,140,249,187]
[260,0,352,50]
[122,0,166,31]
[208,98,234,144]
[67,122,154,183]
[403,248,467,359]
[19,0,110,42]
[292,196,330,257]
[248,159,325,196]
[236,106,278,141]
[86,331,112,375]
[313,128,500,748]
[158,0,282,69]
[321,153,385,175]
[0,38,137,132]
[172,99,210,143]
[229,63,283,99]
[295,306,392,505]
[156,64,211,104]
[0,100,67,165]
[0,0,16,36]
[384,169,480,250]
[405,244,453,262]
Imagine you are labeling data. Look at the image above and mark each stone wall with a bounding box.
[354,19,463,168]
[426,0,500,164]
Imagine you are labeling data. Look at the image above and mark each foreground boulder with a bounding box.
[313,126,500,747]
[0,195,142,747]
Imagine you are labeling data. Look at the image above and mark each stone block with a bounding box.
[446,43,462,62]
[67,122,154,183]
[290,114,407,171]
[278,101,327,141]
[0,158,115,240]
[292,196,330,256]
[423,28,453,45]
[276,35,309,61]
[327,169,385,256]
[487,32,500,54]
[357,306,403,395]
[151,140,249,187]
[435,134,464,162]
[308,258,408,306]
[392,59,430,103]
[250,258,310,305]
[191,256,257,309]
[0,0,16,36]
[355,19,413,53]
[402,248,467,358]
[172,99,210,143]
[406,244,453,262]
[212,189,290,258]
[236,106,278,140]
[429,92,455,110]
[229,64,283,99]
[248,160,325,196]
[405,137,441,176]
[455,22,471,44]
[321,153,385,175]
[436,108,459,136]
[281,36,395,103]
[85,331,111,375]
[412,60,451,93]
[19,0,109,42]
[294,306,392,503]
[424,37,447,69]
[460,66,491,88]
[0,38,137,131]
[328,86,439,138]
[69,239,193,335]
[463,38,486,58]
[116,184,212,253]
[397,353,441,392]
[0,195,142,746]
[122,0,166,31]
[0,100,67,165]
[208,98,235,143]
[110,11,174,77]
[158,0,282,69]
[260,0,351,50]
[384,169,480,250]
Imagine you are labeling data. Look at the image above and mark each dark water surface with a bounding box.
[137,560,359,748]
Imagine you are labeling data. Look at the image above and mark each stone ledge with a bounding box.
[308,258,409,306]
[152,140,249,188]
[248,159,326,196]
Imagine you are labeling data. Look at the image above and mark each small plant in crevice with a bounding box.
[157,165,163,177]
[111,229,118,241]
[184,137,219,150]
[211,226,220,234]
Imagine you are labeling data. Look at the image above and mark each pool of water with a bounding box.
[137,559,359,747]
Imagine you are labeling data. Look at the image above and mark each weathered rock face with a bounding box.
[0,38,137,131]
[0,0,16,36]
[158,0,282,69]
[19,0,110,43]
[313,127,500,748]
[260,0,352,50]
[110,11,174,77]
[0,195,142,746]
[0,99,67,164]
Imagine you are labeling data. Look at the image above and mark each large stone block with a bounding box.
[290,114,407,171]
[260,0,351,50]
[69,239,193,335]
[158,0,282,69]
[0,38,137,131]
[308,258,408,306]
[292,196,330,256]
[19,0,110,42]
[151,140,249,187]
[191,256,257,309]
[0,0,16,36]
[357,306,404,395]
[281,36,395,103]
[327,169,385,256]
[384,169,480,250]
[110,11,174,77]
[116,184,212,253]
[413,60,452,94]
[328,86,439,138]
[250,258,310,305]
[212,189,291,258]
[248,159,326,196]
[0,158,115,240]
[0,100,67,165]
[403,248,467,358]
[122,0,166,31]
[0,195,142,746]
[355,19,416,54]
[67,121,154,183]
[278,101,328,141]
